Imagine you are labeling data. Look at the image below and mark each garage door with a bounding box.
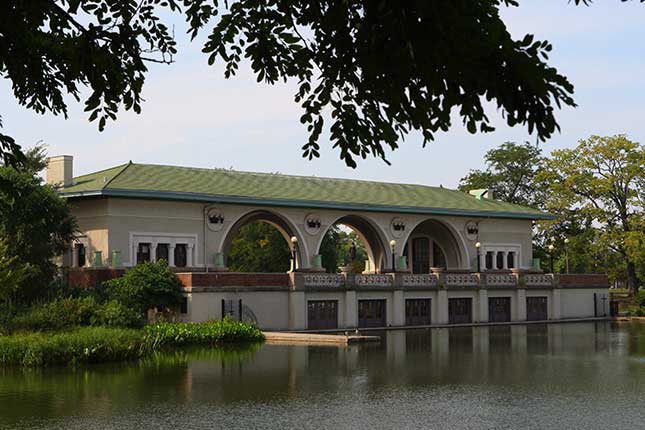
[405,298,432,326]
[307,300,338,330]
[489,297,511,322]
[448,298,472,324]
[358,299,386,328]
[527,296,548,321]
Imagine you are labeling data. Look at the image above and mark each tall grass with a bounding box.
[0,319,264,367]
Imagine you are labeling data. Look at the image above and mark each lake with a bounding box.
[1,322,645,429]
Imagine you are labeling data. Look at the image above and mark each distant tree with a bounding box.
[458,142,546,207]
[319,227,367,273]
[0,147,76,303]
[0,240,35,306]
[319,226,340,273]
[539,135,645,293]
[227,221,291,272]
[8,0,626,168]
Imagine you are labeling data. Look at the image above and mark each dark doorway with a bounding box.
[448,298,472,324]
[358,299,387,328]
[307,300,338,330]
[489,297,511,322]
[405,298,432,326]
[527,296,548,321]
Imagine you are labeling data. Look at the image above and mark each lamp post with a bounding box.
[290,236,298,272]
[548,243,555,274]
[564,237,570,274]
[389,239,397,273]
[475,241,481,273]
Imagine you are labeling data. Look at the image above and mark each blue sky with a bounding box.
[2,0,644,188]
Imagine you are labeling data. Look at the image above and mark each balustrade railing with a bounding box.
[485,273,517,287]
[525,273,554,287]
[445,273,479,287]
[401,274,439,288]
[303,273,345,288]
[354,274,394,287]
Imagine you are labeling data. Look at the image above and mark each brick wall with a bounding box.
[559,274,609,287]
[67,268,126,289]
[176,272,290,288]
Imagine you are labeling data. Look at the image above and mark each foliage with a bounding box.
[144,318,265,349]
[0,240,34,305]
[0,320,264,367]
[91,300,144,329]
[10,296,99,332]
[227,221,291,272]
[0,151,76,303]
[538,135,645,292]
[637,290,645,308]
[0,327,147,367]
[6,1,624,168]
[458,141,546,207]
[101,260,183,315]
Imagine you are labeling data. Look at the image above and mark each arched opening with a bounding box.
[402,219,466,272]
[317,215,388,273]
[222,210,304,272]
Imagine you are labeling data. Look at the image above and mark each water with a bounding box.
[2,322,645,430]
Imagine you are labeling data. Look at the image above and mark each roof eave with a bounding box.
[59,188,556,220]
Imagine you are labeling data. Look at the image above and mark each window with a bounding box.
[496,252,504,270]
[412,237,430,274]
[76,243,86,267]
[137,243,151,264]
[156,243,169,262]
[485,252,493,270]
[174,244,187,267]
[507,252,515,269]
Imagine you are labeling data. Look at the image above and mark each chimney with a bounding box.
[469,189,493,200]
[46,155,74,187]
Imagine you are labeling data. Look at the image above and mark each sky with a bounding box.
[2,0,645,188]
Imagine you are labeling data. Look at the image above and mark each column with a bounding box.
[516,288,527,321]
[71,245,79,268]
[502,251,508,270]
[392,290,405,327]
[288,290,306,330]
[437,289,448,324]
[478,288,489,323]
[552,288,561,320]
[345,290,358,328]
[151,240,158,262]
[492,251,498,270]
[187,244,194,267]
[169,244,176,267]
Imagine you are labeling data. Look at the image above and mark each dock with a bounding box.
[263,331,380,345]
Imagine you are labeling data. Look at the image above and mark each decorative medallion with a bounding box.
[464,220,479,241]
[304,213,322,235]
[206,207,225,232]
[390,217,406,238]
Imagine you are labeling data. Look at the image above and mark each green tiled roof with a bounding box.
[59,162,552,219]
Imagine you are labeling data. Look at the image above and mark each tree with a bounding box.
[539,135,645,293]
[5,0,611,168]
[458,141,546,207]
[319,227,367,273]
[0,240,35,306]
[227,221,291,272]
[0,148,76,303]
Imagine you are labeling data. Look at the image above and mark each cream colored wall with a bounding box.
[68,196,535,272]
[560,288,609,319]
[69,198,110,264]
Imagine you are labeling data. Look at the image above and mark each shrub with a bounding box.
[101,261,183,316]
[0,327,146,367]
[637,290,645,308]
[11,296,99,331]
[91,300,144,328]
[144,318,264,349]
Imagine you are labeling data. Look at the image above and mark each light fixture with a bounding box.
[475,241,481,248]
[564,238,570,244]
[389,239,397,250]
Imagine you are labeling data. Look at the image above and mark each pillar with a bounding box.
[169,244,176,267]
[72,245,79,268]
[187,244,194,267]
[502,251,508,270]
[492,251,498,270]
[478,289,489,323]
[151,240,158,262]
[345,290,358,328]
[393,290,405,326]
[552,288,561,320]
[516,288,527,321]
[437,289,448,324]
[288,290,306,330]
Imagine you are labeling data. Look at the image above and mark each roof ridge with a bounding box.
[129,161,456,191]
[102,161,132,190]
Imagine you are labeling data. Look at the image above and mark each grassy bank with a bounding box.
[0,319,264,367]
